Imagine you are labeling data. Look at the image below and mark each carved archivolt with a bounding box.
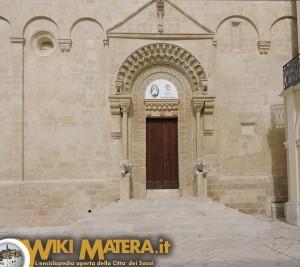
[115,43,208,95]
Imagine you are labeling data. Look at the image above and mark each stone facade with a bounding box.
[0,0,297,227]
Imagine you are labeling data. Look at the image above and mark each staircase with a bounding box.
[74,197,270,236]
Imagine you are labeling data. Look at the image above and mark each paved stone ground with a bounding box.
[1,198,300,267]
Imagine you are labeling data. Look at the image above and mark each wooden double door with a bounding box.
[146,118,179,189]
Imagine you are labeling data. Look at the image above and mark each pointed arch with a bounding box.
[114,43,208,95]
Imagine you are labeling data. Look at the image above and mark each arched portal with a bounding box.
[109,43,215,198]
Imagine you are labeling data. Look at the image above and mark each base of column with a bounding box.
[285,201,300,226]
[120,173,131,200]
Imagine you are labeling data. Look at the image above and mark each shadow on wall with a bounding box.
[267,104,288,217]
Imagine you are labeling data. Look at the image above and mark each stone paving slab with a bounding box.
[0,201,300,267]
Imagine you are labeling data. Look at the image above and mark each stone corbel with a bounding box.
[10,37,26,45]
[109,95,132,140]
[257,41,271,54]
[203,98,215,135]
[200,79,208,95]
[58,39,72,52]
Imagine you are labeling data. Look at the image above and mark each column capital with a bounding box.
[109,95,132,115]
[192,95,216,136]
[120,102,131,114]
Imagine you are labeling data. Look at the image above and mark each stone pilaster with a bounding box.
[109,95,132,157]
[120,101,131,159]
[10,37,25,181]
[192,99,204,158]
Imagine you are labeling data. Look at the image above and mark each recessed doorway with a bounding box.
[146,118,179,189]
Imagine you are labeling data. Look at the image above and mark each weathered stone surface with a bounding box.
[0,0,296,227]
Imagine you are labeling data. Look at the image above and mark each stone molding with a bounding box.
[109,95,132,139]
[144,99,179,117]
[115,43,208,95]
[58,39,72,52]
[104,33,214,44]
[192,95,216,135]
[257,41,271,54]
[109,95,132,115]
[10,37,26,44]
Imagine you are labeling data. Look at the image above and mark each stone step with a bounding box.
[118,197,213,205]
[78,215,264,228]
[101,203,225,213]
[73,197,271,235]
[146,189,181,199]
[81,208,240,221]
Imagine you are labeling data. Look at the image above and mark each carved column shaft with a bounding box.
[120,103,130,159]
[193,102,204,158]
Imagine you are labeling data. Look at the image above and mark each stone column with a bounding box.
[281,84,300,226]
[192,101,204,157]
[120,101,131,159]
[10,37,25,181]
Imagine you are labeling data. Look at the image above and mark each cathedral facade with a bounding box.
[0,0,297,227]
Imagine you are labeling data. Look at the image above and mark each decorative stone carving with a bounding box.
[115,43,208,95]
[204,100,215,115]
[145,99,179,117]
[103,39,109,46]
[131,66,194,197]
[193,102,204,113]
[109,95,132,140]
[109,95,132,115]
[157,0,165,33]
[283,141,289,149]
[194,158,208,176]
[58,39,72,52]
[119,160,131,200]
[257,41,271,54]
[120,102,130,115]
[119,160,131,176]
[194,158,208,197]
[192,95,216,135]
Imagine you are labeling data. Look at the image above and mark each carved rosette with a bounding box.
[257,41,271,54]
[58,39,72,52]
[145,99,179,117]
[115,43,208,96]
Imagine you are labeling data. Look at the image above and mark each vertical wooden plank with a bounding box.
[146,118,179,190]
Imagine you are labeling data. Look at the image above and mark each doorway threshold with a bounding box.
[146,189,180,199]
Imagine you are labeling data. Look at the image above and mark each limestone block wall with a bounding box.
[209,9,296,215]
[0,18,12,181]
[0,0,297,226]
